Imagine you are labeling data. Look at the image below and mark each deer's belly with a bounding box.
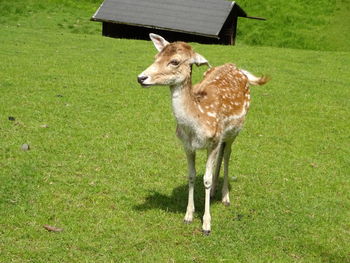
[176,124,213,150]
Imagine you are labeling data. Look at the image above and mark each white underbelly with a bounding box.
[176,124,212,150]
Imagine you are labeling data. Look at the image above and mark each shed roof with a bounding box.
[91,0,247,38]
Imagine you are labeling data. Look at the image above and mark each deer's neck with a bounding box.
[170,78,197,126]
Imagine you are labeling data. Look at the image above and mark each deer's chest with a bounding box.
[171,90,212,150]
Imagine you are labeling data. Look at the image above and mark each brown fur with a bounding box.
[191,63,250,138]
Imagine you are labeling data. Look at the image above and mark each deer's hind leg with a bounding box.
[222,140,235,206]
[210,142,226,198]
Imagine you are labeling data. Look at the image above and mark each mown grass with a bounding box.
[1,1,350,262]
[237,0,350,51]
[0,0,101,35]
[1,25,349,262]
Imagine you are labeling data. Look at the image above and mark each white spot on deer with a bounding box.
[207,112,216,118]
[198,105,204,113]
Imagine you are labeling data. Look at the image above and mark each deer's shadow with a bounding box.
[133,176,230,214]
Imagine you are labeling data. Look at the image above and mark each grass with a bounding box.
[0,0,101,35]
[236,0,350,51]
[0,0,350,262]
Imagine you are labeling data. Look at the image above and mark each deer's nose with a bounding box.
[137,76,148,84]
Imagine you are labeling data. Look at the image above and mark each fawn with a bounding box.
[137,33,269,234]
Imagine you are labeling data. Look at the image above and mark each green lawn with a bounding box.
[1,0,350,262]
[237,0,350,51]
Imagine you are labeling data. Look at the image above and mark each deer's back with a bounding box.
[191,63,251,140]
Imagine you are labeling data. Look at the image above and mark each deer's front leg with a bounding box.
[184,149,196,224]
[203,144,220,235]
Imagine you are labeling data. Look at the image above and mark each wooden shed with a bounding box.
[91,0,262,45]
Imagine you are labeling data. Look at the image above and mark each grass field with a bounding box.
[1,0,350,262]
[237,0,350,51]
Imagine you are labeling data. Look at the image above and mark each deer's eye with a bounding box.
[169,59,180,66]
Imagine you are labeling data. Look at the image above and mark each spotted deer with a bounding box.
[137,33,269,235]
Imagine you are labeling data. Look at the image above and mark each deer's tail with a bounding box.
[241,69,270,86]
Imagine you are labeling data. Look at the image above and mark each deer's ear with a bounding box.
[190,52,211,67]
[149,33,170,52]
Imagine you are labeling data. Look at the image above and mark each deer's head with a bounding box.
[137,34,210,87]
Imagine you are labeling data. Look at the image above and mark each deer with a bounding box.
[137,33,269,235]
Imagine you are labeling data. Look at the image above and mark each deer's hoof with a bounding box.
[222,201,231,207]
[203,230,211,236]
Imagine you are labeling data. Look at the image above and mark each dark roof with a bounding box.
[91,0,247,38]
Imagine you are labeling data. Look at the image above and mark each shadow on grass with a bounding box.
[133,176,228,214]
